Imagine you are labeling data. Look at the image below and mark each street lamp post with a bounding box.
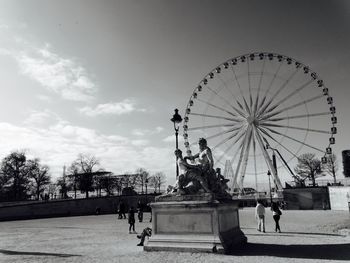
[145,178,148,203]
[171,109,182,178]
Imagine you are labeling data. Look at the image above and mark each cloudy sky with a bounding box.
[0,0,349,187]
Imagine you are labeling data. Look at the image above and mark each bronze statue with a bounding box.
[165,138,231,199]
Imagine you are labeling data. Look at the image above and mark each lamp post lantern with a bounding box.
[171,109,182,178]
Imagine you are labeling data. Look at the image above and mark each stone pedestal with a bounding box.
[144,194,247,254]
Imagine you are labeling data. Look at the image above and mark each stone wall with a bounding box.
[283,187,330,210]
[0,195,155,221]
[328,186,350,211]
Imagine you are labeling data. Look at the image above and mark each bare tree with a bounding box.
[150,172,166,193]
[56,175,70,199]
[121,172,138,190]
[70,154,100,198]
[135,168,150,194]
[93,171,113,196]
[115,177,123,195]
[323,154,338,184]
[27,158,51,200]
[47,183,58,199]
[99,175,113,196]
[67,164,79,199]
[294,153,323,187]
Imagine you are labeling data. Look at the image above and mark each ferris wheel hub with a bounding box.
[247,116,258,126]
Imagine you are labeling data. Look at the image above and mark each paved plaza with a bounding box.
[0,208,349,263]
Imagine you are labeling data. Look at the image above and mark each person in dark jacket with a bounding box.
[128,207,136,234]
[271,202,282,233]
[137,201,143,222]
[118,201,127,219]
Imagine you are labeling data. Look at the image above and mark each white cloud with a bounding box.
[36,94,52,102]
[23,110,52,126]
[0,24,9,29]
[131,139,150,146]
[79,99,146,117]
[14,46,97,101]
[155,126,164,133]
[132,126,164,137]
[162,134,185,143]
[0,121,174,183]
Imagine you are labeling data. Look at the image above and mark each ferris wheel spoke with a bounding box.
[216,75,248,117]
[216,130,246,163]
[260,94,324,120]
[261,123,331,134]
[258,127,302,181]
[253,59,266,115]
[187,123,238,131]
[257,61,283,115]
[261,79,315,117]
[263,112,331,122]
[230,66,251,114]
[262,125,325,153]
[190,112,243,122]
[205,85,247,118]
[230,138,245,166]
[243,97,251,115]
[196,98,239,118]
[258,127,300,159]
[259,68,300,117]
[212,125,247,150]
[247,60,253,109]
[206,125,245,141]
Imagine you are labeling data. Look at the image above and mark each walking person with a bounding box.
[271,202,282,233]
[118,201,127,219]
[255,199,265,232]
[128,206,137,234]
[137,201,143,222]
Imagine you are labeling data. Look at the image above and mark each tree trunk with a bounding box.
[37,185,40,200]
[311,173,316,186]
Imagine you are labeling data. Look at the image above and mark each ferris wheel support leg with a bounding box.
[232,127,250,193]
[238,127,253,190]
[253,126,283,190]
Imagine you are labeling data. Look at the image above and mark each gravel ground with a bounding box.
[0,208,349,263]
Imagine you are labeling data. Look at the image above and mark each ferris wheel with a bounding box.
[183,52,337,192]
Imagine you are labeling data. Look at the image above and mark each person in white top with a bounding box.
[255,199,266,232]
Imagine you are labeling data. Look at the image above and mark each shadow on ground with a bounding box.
[230,243,350,260]
[0,249,81,258]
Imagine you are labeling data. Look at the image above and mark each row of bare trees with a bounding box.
[293,153,338,186]
[0,151,167,202]
[55,154,167,199]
